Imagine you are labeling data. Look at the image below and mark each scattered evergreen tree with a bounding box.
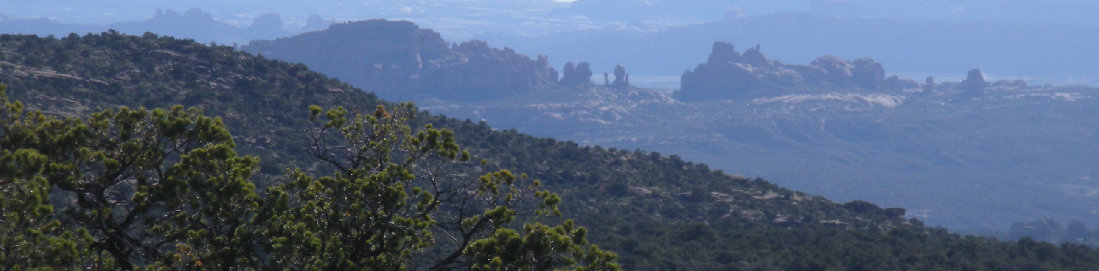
[4,32,1099,270]
[0,84,617,270]
[260,103,616,269]
[0,84,94,270]
[0,87,261,269]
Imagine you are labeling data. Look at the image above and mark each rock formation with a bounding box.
[922,76,936,95]
[611,64,629,88]
[676,41,898,101]
[851,58,886,89]
[957,68,986,100]
[420,40,559,100]
[741,44,774,69]
[883,76,918,92]
[243,19,562,101]
[560,61,593,87]
[707,42,741,63]
[810,55,855,86]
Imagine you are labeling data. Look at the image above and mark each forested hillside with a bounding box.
[3,32,1099,269]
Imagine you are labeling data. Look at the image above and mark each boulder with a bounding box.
[810,55,854,86]
[957,68,986,100]
[707,41,742,64]
[922,76,936,95]
[851,58,885,89]
[612,64,628,88]
[563,62,575,81]
[741,44,773,70]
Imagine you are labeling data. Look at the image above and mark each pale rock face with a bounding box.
[677,42,894,101]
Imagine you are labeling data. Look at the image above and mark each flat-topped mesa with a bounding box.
[242,19,560,101]
[675,41,909,101]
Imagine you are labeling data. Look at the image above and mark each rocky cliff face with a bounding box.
[676,42,904,101]
[421,40,560,100]
[243,19,560,101]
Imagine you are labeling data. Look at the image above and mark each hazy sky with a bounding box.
[0,0,568,27]
[5,0,1098,30]
[4,0,1098,82]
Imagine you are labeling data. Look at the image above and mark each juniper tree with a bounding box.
[261,103,618,270]
[0,85,261,270]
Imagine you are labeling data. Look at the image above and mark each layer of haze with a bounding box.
[4,0,1099,231]
[7,1,1099,36]
[4,0,1098,84]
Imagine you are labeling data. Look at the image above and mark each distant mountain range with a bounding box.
[0,8,329,45]
[242,19,1099,234]
[5,5,1099,83]
[492,12,1099,84]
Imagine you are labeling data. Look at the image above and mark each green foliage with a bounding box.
[1,85,260,269]
[4,32,1099,270]
[2,83,614,269]
[0,150,91,270]
[261,104,602,269]
[261,104,437,269]
[0,86,93,270]
[0,31,383,186]
[466,220,619,271]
